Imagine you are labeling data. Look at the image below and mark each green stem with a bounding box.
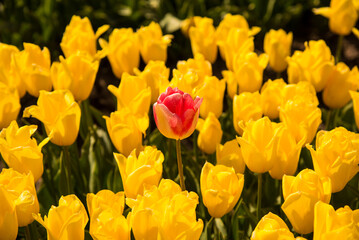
[176,139,186,191]
[25,225,31,240]
[335,35,344,63]
[257,173,263,221]
[63,146,72,195]
[326,109,332,130]
[82,99,94,133]
[207,216,214,227]
[347,184,359,198]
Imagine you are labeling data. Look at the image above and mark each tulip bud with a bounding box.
[251,212,295,240]
[189,17,217,63]
[287,40,334,92]
[222,70,237,99]
[233,91,263,135]
[260,78,287,119]
[314,0,358,36]
[216,139,245,174]
[233,52,268,93]
[0,43,25,97]
[137,22,173,64]
[196,112,223,154]
[33,194,88,240]
[23,90,81,146]
[282,169,331,234]
[100,28,140,78]
[0,82,20,130]
[87,190,130,240]
[322,63,358,109]
[0,185,18,240]
[0,121,50,182]
[61,15,109,58]
[153,87,202,140]
[196,76,226,118]
[14,43,52,97]
[264,29,292,73]
[0,168,39,227]
[237,117,281,173]
[108,72,151,117]
[314,201,359,240]
[281,81,319,107]
[105,108,147,156]
[200,162,244,218]
[51,52,99,101]
[307,127,359,193]
[114,146,164,198]
[134,61,170,104]
[176,53,212,84]
[216,13,260,61]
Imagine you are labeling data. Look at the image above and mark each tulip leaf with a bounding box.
[215,218,227,239]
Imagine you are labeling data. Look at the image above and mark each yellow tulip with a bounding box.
[281,81,319,107]
[200,162,244,218]
[314,201,359,240]
[216,13,260,61]
[23,90,81,146]
[114,146,164,199]
[14,43,52,97]
[222,70,237,99]
[322,63,359,109]
[233,91,263,135]
[104,108,147,156]
[251,212,295,240]
[287,40,334,92]
[0,82,20,130]
[314,0,358,36]
[196,112,223,154]
[134,60,170,104]
[269,124,306,180]
[307,127,359,193]
[233,52,268,93]
[0,121,50,182]
[0,43,25,97]
[61,15,109,58]
[282,169,331,234]
[181,17,195,38]
[51,52,99,101]
[87,190,130,240]
[127,179,203,240]
[108,72,151,118]
[189,17,217,63]
[350,90,359,130]
[100,28,139,78]
[237,117,281,173]
[264,29,293,73]
[0,168,39,227]
[260,78,287,119]
[279,96,322,144]
[176,53,212,84]
[0,185,18,240]
[218,28,254,71]
[33,194,88,240]
[216,139,245,174]
[196,76,226,118]
[137,22,173,64]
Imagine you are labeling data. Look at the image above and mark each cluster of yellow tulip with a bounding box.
[1,0,359,238]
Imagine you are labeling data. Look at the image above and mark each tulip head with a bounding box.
[314,201,359,240]
[87,190,130,240]
[51,52,99,101]
[0,185,18,240]
[200,162,244,218]
[350,90,359,130]
[282,169,332,234]
[307,127,359,193]
[260,78,287,119]
[0,82,20,130]
[33,194,88,240]
[196,112,223,154]
[23,90,81,146]
[0,168,39,227]
[153,87,202,140]
[114,146,164,199]
[0,121,50,182]
[216,139,245,174]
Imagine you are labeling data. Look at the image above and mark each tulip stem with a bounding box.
[62,146,72,195]
[257,173,263,221]
[176,139,186,191]
[25,225,31,240]
[335,35,344,63]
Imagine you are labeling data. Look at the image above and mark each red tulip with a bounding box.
[153,87,202,140]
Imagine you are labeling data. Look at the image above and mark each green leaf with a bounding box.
[215,218,228,239]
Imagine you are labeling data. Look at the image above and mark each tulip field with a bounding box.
[1,0,359,239]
